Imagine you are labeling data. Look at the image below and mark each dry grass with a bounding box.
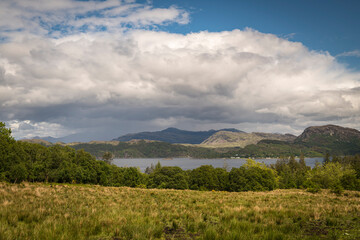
[0,182,359,239]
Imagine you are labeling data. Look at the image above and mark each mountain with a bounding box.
[19,138,53,146]
[69,140,223,159]
[296,125,360,142]
[33,136,61,143]
[20,125,360,158]
[113,127,243,144]
[201,131,297,148]
[30,134,83,144]
[26,130,118,143]
[294,125,360,155]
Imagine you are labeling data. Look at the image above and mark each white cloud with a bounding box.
[337,50,360,58]
[0,1,360,140]
[7,120,74,139]
[0,0,188,37]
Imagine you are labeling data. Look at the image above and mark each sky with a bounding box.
[1,0,360,141]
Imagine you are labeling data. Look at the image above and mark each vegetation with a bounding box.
[113,127,241,144]
[1,182,360,240]
[2,122,360,238]
[56,139,325,159]
[200,131,296,148]
[1,122,360,192]
[22,124,360,158]
[70,140,224,159]
[295,125,360,155]
[102,151,114,165]
[223,140,323,158]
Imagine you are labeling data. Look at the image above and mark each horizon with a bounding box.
[1,0,360,142]
[18,124,360,143]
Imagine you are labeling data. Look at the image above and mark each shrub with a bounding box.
[305,180,321,193]
[306,186,321,194]
[228,159,277,192]
[330,184,344,195]
[148,166,189,189]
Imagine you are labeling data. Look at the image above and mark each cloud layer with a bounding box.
[0,0,188,36]
[1,0,360,140]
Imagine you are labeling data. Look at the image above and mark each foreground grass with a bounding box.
[0,183,359,240]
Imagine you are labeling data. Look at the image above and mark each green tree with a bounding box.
[0,122,13,143]
[306,162,356,189]
[102,151,114,165]
[0,122,16,178]
[145,163,155,174]
[288,155,299,171]
[189,165,219,191]
[229,159,277,192]
[323,152,330,164]
[123,167,144,187]
[299,153,306,169]
[9,163,28,183]
[149,166,188,189]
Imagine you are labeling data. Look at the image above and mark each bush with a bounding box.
[9,163,28,183]
[305,180,321,193]
[306,186,321,194]
[306,162,356,190]
[330,184,344,195]
[340,172,360,191]
[228,159,277,192]
[189,165,227,191]
[149,166,189,189]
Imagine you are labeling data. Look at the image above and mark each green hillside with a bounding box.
[113,127,242,144]
[70,140,223,158]
[200,131,296,148]
[295,125,360,155]
[224,140,323,158]
[21,124,360,158]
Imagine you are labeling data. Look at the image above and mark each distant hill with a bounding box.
[220,125,360,157]
[26,131,113,143]
[113,127,243,144]
[296,125,360,142]
[69,140,223,159]
[19,138,53,146]
[30,134,83,144]
[32,136,55,143]
[20,125,360,158]
[200,131,296,148]
[294,125,360,155]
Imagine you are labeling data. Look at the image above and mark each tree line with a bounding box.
[1,122,359,193]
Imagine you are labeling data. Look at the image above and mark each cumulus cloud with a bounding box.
[0,0,188,37]
[337,50,360,58]
[7,120,75,139]
[0,1,360,140]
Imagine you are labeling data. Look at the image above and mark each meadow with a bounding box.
[0,182,359,240]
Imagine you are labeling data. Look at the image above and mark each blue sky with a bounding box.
[1,0,360,141]
[151,0,360,70]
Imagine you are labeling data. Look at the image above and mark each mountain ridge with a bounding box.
[296,124,360,142]
[21,124,360,157]
[112,127,243,144]
[294,124,360,155]
[200,131,297,148]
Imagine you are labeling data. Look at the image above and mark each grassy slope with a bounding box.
[70,141,223,159]
[1,183,360,240]
[296,134,360,155]
[200,131,296,148]
[228,140,324,158]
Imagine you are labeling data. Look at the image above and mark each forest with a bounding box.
[1,122,360,193]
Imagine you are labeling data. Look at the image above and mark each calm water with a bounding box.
[113,157,323,172]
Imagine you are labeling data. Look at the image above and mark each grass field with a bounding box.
[0,182,359,240]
